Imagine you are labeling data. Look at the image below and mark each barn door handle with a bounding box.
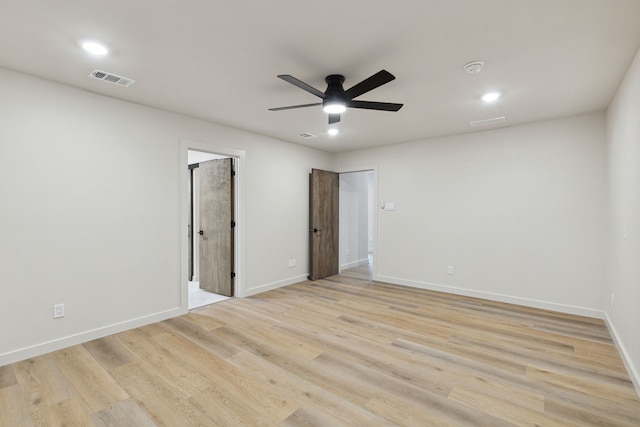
[311,228,322,233]
[199,230,204,235]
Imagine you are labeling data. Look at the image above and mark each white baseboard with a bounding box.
[340,257,370,271]
[603,312,640,397]
[244,274,308,297]
[0,307,185,367]
[375,274,604,319]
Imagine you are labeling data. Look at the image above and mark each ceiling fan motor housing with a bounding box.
[323,74,346,108]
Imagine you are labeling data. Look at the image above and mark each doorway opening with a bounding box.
[188,149,234,309]
[339,170,374,282]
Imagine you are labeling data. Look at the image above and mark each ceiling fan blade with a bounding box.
[344,70,396,100]
[277,75,325,98]
[328,114,341,124]
[268,103,322,111]
[347,100,403,111]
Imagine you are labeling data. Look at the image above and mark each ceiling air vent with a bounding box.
[298,132,317,139]
[89,69,135,87]
[469,116,506,128]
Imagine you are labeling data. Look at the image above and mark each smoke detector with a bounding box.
[464,61,484,74]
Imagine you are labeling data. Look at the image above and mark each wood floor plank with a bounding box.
[114,328,211,396]
[448,333,630,384]
[2,268,639,426]
[91,398,157,427]
[314,351,511,426]
[544,395,640,426]
[526,364,640,403]
[51,345,129,413]
[213,325,376,407]
[0,384,34,427]
[448,386,573,426]
[110,361,213,426]
[30,397,94,427]
[364,393,480,427]
[278,406,344,427]
[83,335,136,372]
[0,365,18,389]
[180,311,226,331]
[229,350,396,426]
[152,331,298,423]
[187,384,275,427]
[13,355,74,410]
[162,316,243,359]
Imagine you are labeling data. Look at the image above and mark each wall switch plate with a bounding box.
[447,266,454,275]
[611,294,615,308]
[54,303,65,318]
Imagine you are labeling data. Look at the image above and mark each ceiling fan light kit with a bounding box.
[269,70,403,124]
[323,102,347,114]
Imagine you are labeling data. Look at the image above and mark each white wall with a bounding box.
[605,47,640,390]
[0,67,331,365]
[335,113,607,316]
[339,171,370,269]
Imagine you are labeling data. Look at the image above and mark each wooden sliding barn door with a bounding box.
[198,158,234,296]
[309,168,339,280]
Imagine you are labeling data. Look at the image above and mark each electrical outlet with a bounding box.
[54,303,65,319]
[291,258,296,268]
[447,266,454,275]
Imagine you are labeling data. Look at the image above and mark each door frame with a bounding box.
[180,139,246,311]
[335,164,379,281]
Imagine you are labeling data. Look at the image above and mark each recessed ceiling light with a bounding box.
[81,41,109,56]
[481,92,501,103]
[328,128,339,136]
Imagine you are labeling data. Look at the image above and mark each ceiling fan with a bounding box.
[269,70,403,124]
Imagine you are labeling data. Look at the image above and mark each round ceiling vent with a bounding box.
[464,61,484,74]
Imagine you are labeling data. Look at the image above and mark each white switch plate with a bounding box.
[54,303,64,318]
[447,266,454,275]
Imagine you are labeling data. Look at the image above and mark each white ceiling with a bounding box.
[2,0,640,153]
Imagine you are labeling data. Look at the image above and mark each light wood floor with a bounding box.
[1,273,639,426]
